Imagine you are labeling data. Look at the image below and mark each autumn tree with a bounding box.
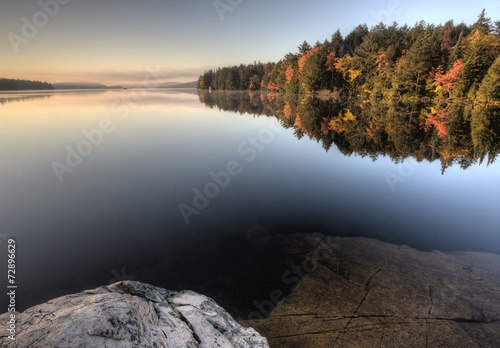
[197,11,499,102]
[434,59,464,99]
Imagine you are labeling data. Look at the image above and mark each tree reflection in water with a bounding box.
[199,91,500,174]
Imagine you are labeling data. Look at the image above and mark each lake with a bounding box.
[0,89,499,316]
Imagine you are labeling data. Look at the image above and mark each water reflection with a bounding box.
[1,89,499,319]
[199,91,500,173]
[0,92,53,105]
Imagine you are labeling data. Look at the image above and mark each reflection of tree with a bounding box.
[0,93,53,105]
[198,90,500,173]
[471,104,500,166]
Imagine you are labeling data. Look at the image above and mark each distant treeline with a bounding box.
[198,10,500,101]
[0,78,54,91]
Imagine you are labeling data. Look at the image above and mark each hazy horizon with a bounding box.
[1,0,498,85]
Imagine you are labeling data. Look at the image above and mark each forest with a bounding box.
[198,10,500,102]
[0,78,54,91]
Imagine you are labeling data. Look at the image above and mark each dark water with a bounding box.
[0,89,499,316]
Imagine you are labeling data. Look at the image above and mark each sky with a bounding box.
[1,0,498,85]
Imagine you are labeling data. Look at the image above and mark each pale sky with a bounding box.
[1,0,498,85]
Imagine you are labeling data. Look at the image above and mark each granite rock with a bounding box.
[0,281,269,348]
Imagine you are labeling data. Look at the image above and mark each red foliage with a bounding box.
[426,109,448,139]
[435,59,464,97]
[267,81,279,92]
[325,51,337,72]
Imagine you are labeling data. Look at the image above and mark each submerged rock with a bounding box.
[240,234,500,347]
[0,281,269,348]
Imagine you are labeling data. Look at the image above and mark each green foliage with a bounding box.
[199,91,500,172]
[197,10,500,101]
[477,56,500,101]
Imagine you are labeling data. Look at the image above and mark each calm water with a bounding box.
[0,89,499,314]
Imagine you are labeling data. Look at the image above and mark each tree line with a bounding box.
[0,78,54,91]
[198,10,500,101]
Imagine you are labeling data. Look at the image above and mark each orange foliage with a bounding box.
[286,64,294,83]
[267,81,279,92]
[295,114,312,137]
[267,92,278,101]
[425,109,448,139]
[298,47,320,72]
[284,103,292,119]
[366,128,373,139]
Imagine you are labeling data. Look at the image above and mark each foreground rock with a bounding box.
[0,281,269,348]
[240,234,500,347]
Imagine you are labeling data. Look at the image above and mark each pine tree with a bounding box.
[477,56,500,100]
[472,9,492,34]
[298,41,312,55]
[448,31,463,70]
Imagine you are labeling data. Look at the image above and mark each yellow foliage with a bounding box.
[348,69,362,81]
[329,118,345,133]
[434,85,444,94]
[343,109,356,121]
[328,110,356,133]
[333,55,362,81]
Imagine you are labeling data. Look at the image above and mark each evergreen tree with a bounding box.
[298,41,312,55]
[472,9,492,34]
[448,31,464,69]
[477,56,500,100]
